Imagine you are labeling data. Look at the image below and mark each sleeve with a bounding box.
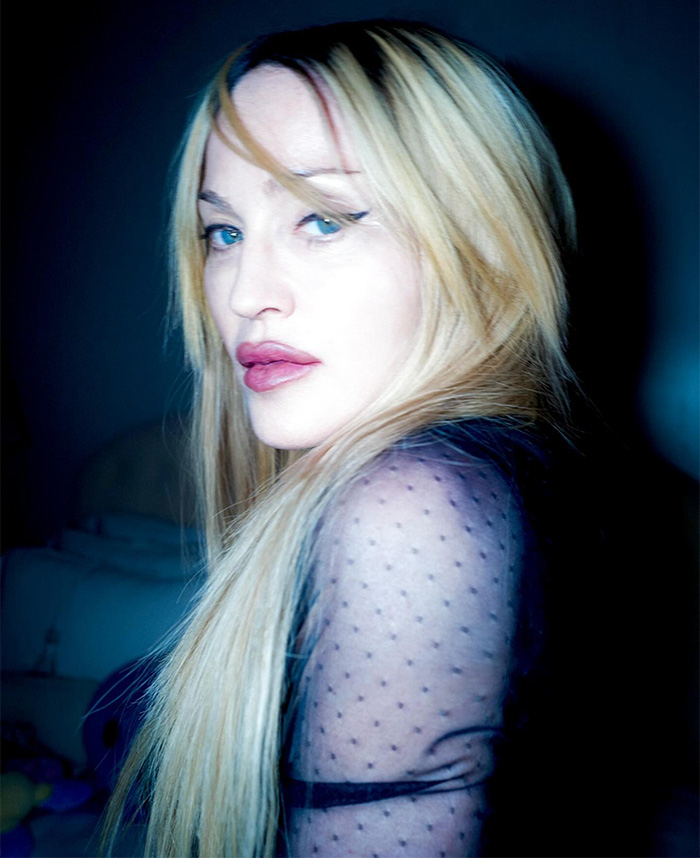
[281,445,525,858]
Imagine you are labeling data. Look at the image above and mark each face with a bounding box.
[198,66,422,449]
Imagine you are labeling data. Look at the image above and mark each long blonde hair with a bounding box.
[104,20,574,857]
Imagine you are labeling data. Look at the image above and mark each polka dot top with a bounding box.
[280,421,549,857]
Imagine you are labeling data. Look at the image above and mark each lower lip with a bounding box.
[243,361,318,392]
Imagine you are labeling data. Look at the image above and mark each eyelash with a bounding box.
[199,211,369,252]
[199,224,243,251]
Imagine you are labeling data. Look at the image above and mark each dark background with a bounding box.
[3,0,697,541]
[2,0,698,852]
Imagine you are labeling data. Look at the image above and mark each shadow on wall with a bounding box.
[69,414,197,529]
[490,69,700,858]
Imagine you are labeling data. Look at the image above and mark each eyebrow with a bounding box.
[263,167,360,195]
[198,168,361,213]
[197,190,238,216]
[293,167,360,178]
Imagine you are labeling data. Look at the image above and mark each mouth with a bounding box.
[236,341,321,393]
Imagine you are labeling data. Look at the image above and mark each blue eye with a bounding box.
[200,224,243,250]
[299,215,342,236]
[298,211,368,238]
[317,217,341,235]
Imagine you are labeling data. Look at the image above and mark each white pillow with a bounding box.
[54,528,202,580]
[1,548,202,681]
[81,513,201,548]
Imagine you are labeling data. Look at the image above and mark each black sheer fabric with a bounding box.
[279,420,552,857]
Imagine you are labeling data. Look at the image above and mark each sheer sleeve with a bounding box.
[281,440,527,857]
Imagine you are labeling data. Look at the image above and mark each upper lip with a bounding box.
[236,341,321,367]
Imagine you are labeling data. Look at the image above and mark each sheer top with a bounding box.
[280,421,550,857]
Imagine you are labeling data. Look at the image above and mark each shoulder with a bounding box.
[329,419,541,531]
[314,426,531,593]
[344,441,516,521]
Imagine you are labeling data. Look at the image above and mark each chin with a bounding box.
[249,413,330,451]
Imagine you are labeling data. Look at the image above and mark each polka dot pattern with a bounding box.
[281,438,526,857]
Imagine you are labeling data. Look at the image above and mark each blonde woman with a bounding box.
[105,20,575,857]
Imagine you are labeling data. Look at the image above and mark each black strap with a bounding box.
[283,774,484,809]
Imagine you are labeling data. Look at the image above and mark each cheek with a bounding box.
[347,252,422,355]
[307,258,421,408]
[203,271,239,350]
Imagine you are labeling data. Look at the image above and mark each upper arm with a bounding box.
[282,446,525,856]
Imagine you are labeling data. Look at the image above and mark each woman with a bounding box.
[105,20,574,857]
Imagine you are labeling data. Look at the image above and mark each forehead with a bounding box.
[219,65,356,172]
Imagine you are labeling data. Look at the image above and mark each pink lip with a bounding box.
[236,341,321,393]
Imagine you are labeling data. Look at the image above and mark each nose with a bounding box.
[228,240,294,320]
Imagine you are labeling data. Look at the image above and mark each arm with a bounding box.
[282,445,524,857]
